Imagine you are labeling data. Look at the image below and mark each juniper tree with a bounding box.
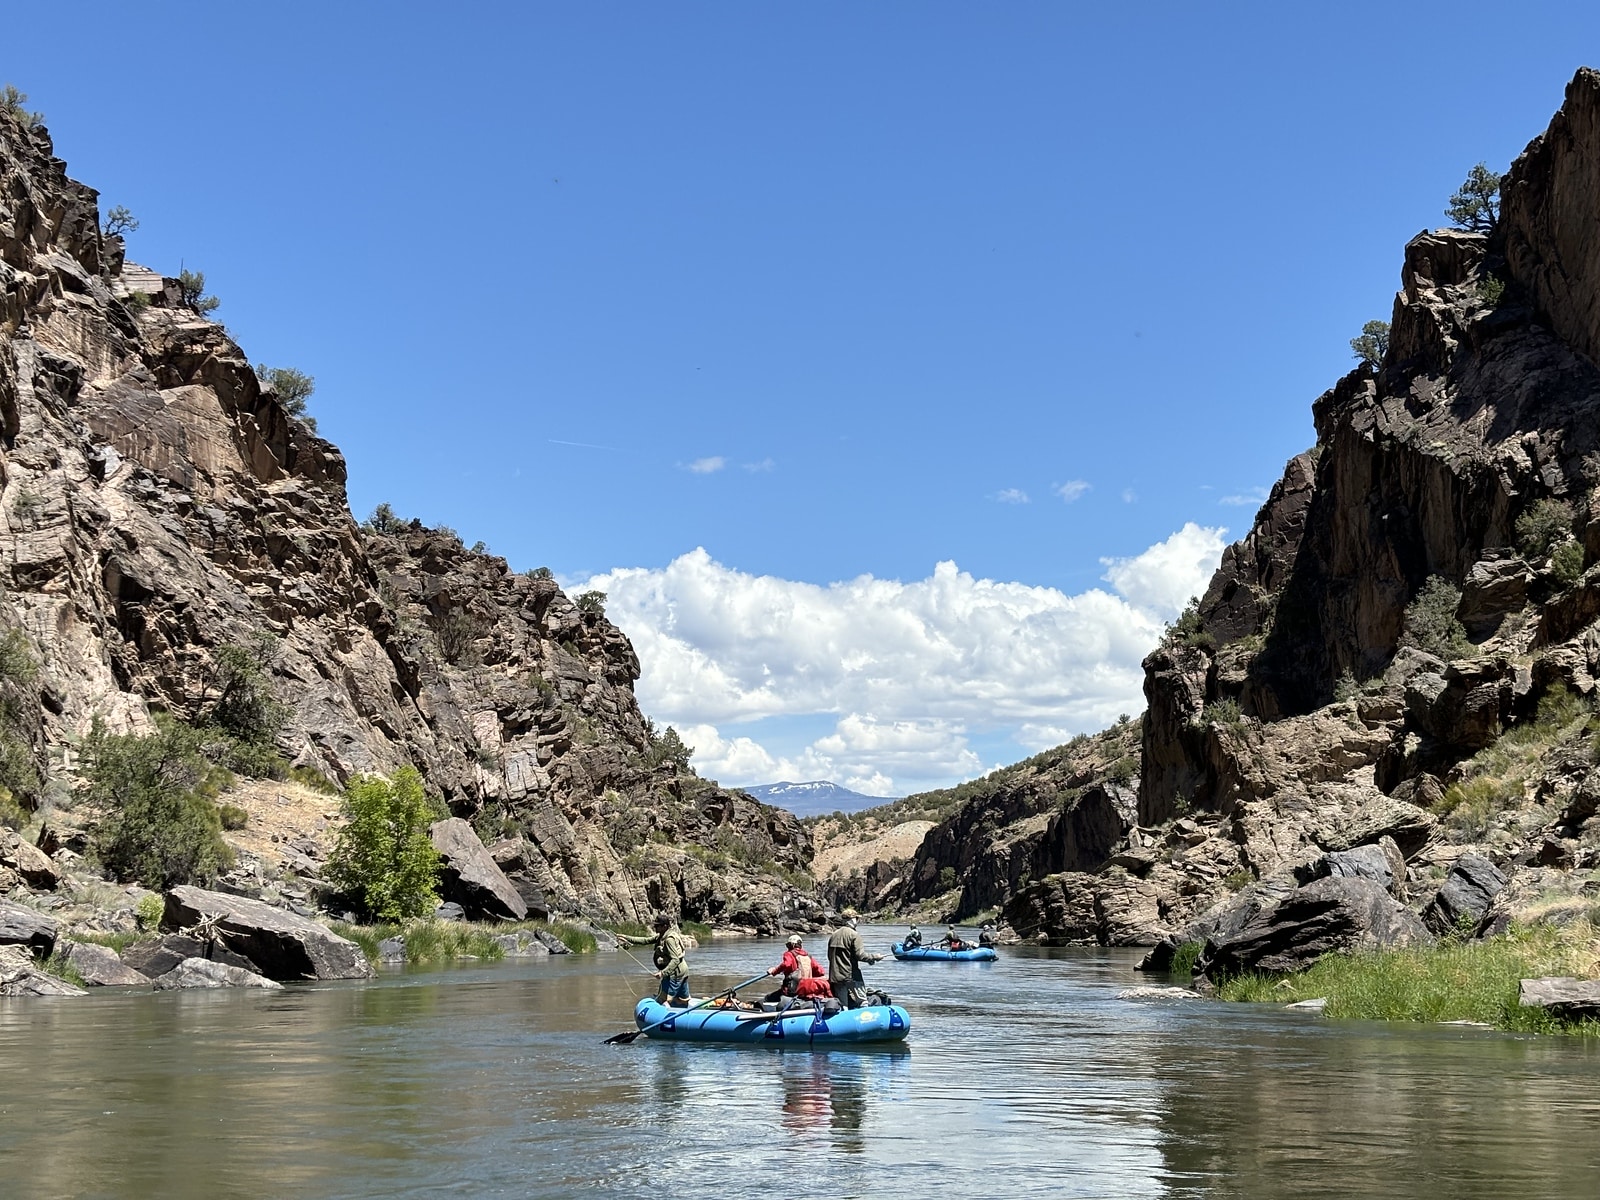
[1351,320,1390,369]
[1446,163,1502,233]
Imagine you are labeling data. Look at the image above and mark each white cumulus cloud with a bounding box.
[1054,480,1091,502]
[994,488,1030,504]
[580,523,1226,794]
[685,456,725,474]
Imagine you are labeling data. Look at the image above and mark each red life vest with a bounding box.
[792,949,818,979]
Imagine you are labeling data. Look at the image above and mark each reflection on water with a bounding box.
[1,929,1596,1198]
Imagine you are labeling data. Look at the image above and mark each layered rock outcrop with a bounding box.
[0,105,814,931]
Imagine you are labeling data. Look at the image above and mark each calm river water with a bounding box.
[2,926,1597,1198]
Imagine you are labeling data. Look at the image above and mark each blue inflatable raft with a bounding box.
[632,998,911,1046]
[891,941,998,962]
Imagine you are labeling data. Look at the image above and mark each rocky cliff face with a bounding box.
[884,69,1600,951]
[0,108,813,931]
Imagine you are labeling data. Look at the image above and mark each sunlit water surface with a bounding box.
[2,927,1596,1198]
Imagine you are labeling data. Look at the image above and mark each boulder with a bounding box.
[1422,854,1507,935]
[1314,792,1435,859]
[60,940,149,986]
[152,958,283,990]
[1518,976,1600,1017]
[377,937,406,963]
[429,818,528,921]
[1296,837,1407,898]
[1404,659,1513,752]
[0,901,58,956]
[1458,557,1532,638]
[0,944,87,997]
[165,886,373,980]
[122,933,258,980]
[1197,876,1434,979]
[433,901,466,922]
[0,828,60,891]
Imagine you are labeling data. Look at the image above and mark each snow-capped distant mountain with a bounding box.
[739,780,899,817]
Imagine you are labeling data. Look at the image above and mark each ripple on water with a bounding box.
[1,932,1597,1198]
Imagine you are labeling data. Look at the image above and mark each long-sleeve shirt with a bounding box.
[769,949,822,978]
[827,925,871,988]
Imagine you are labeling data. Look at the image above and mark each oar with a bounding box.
[604,971,771,1044]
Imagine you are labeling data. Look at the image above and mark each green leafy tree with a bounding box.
[1446,162,1502,233]
[575,590,607,615]
[86,721,235,889]
[650,725,694,771]
[1514,498,1574,562]
[1350,320,1390,369]
[176,269,220,316]
[255,365,316,430]
[208,635,287,747]
[325,767,442,921]
[101,205,139,237]
[364,502,408,535]
[0,84,44,129]
[1402,576,1472,660]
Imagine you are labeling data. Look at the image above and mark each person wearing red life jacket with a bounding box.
[765,934,833,1005]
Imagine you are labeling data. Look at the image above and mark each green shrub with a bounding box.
[1401,576,1471,660]
[1223,869,1254,892]
[1165,599,1216,651]
[0,84,44,129]
[938,865,959,891]
[176,269,220,316]
[0,787,26,831]
[325,766,442,922]
[255,365,316,432]
[101,205,138,237]
[431,609,484,665]
[575,590,607,616]
[1202,699,1243,729]
[365,503,408,535]
[527,566,554,581]
[218,803,248,831]
[122,291,151,313]
[135,894,164,931]
[209,636,287,747]
[1446,162,1502,233]
[1350,319,1390,369]
[86,721,235,889]
[1551,538,1585,585]
[289,765,340,794]
[1516,498,1574,561]
[1476,274,1505,307]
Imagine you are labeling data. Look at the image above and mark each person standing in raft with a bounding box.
[765,934,832,1008]
[620,913,692,1007]
[827,909,885,1009]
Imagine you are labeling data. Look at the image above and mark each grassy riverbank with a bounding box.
[331,917,602,966]
[1213,920,1600,1034]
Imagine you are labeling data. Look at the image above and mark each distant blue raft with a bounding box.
[633,998,911,1046]
[891,941,998,962]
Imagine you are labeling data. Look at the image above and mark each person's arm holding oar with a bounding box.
[605,972,771,1044]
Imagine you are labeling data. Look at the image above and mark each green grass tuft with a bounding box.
[1217,922,1600,1034]
[1170,940,1203,977]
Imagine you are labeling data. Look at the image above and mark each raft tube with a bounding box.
[891,941,998,962]
[633,998,911,1046]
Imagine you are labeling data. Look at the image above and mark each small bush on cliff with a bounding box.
[1350,320,1390,369]
[101,206,138,238]
[1515,498,1575,562]
[325,766,442,922]
[86,720,235,889]
[527,566,554,581]
[1446,162,1502,233]
[1402,577,1471,660]
[575,590,607,616]
[208,635,288,748]
[176,269,220,316]
[645,724,694,771]
[1551,538,1586,585]
[431,609,485,665]
[0,84,44,129]
[1165,598,1215,652]
[255,365,317,432]
[365,503,409,535]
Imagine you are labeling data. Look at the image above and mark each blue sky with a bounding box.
[8,3,1600,794]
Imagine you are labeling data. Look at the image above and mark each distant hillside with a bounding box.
[740,781,899,817]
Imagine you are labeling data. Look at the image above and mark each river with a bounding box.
[2,926,1596,1198]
